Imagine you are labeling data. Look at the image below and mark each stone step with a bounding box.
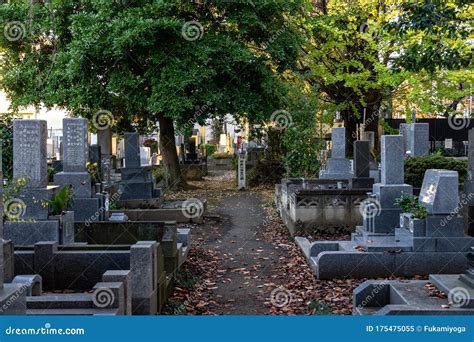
[27,294,93,309]
[26,308,120,316]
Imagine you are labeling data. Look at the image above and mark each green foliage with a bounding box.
[0,1,306,132]
[152,167,165,183]
[47,166,57,183]
[49,186,74,216]
[246,160,285,187]
[0,113,18,180]
[86,161,101,184]
[404,154,467,188]
[203,144,217,157]
[394,194,419,213]
[2,177,27,224]
[394,193,428,219]
[309,300,333,315]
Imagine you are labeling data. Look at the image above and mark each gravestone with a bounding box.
[13,120,48,188]
[118,132,160,201]
[419,170,458,214]
[124,132,141,168]
[6,119,76,245]
[0,153,27,315]
[319,127,353,180]
[407,123,429,157]
[368,135,413,233]
[399,123,408,154]
[54,118,91,198]
[363,131,375,151]
[350,140,374,189]
[54,118,104,223]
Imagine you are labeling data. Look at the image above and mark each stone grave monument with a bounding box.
[349,140,374,189]
[118,132,161,201]
[5,120,74,245]
[0,148,26,315]
[319,127,353,179]
[295,136,471,279]
[354,170,474,315]
[54,118,105,222]
[407,122,429,157]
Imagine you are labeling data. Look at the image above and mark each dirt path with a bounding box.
[165,169,360,315]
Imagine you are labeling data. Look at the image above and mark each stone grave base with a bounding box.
[181,163,208,181]
[14,241,174,315]
[111,199,207,223]
[5,221,60,246]
[0,284,27,315]
[73,197,104,222]
[296,235,470,279]
[353,277,474,315]
[116,197,164,209]
[118,181,160,201]
[54,172,92,198]
[207,157,233,170]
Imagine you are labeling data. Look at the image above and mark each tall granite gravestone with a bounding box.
[407,123,429,157]
[319,127,353,179]
[54,118,91,197]
[0,153,26,315]
[349,140,374,189]
[366,135,413,234]
[5,120,73,246]
[54,118,105,223]
[119,132,160,201]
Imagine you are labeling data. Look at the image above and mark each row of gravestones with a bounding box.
[0,119,193,315]
[294,132,473,314]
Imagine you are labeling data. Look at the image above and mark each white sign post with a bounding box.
[238,152,246,190]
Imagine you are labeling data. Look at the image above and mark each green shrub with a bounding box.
[404,154,467,188]
[212,152,231,159]
[246,160,285,187]
[203,144,217,157]
[394,194,428,219]
[49,186,74,216]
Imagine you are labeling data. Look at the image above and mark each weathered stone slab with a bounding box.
[408,123,429,157]
[380,135,404,185]
[354,140,370,178]
[331,127,346,158]
[13,120,48,188]
[62,118,89,172]
[124,132,141,168]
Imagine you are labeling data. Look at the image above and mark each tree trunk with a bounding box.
[158,114,187,189]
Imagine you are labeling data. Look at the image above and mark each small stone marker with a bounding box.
[238,152,246,190]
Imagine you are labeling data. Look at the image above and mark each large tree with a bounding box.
[0,0,305,188]
[303,0,473,154]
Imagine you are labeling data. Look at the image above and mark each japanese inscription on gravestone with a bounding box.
[63,118,88,172]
